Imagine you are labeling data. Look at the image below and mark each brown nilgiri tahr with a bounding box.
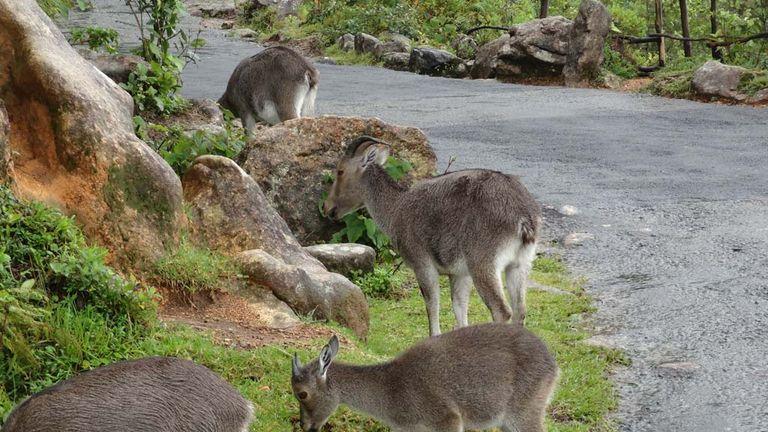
[1,357,254,432]
[323,136,541,336]
[218,46,318,133]
[291,323,558,432]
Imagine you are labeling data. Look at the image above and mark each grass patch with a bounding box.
[324,45,381,66]
[738,70,768,97]
[151,238,239,294]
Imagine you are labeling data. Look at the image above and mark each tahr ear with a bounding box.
[292,354,302,378]
[361,144,390,169]
[317,335,340,379]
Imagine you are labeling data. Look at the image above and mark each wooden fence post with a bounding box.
[711,0,723,59]
[655,0,666,66]
[540,0,549,19]
[679,0,692,57]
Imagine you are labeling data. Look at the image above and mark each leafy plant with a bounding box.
[134,109,247,175]
[122,0,204,115]
[70,26,119,53]
[351,264,409,299]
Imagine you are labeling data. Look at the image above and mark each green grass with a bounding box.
[324,45,382,66]
[151,238,239,294]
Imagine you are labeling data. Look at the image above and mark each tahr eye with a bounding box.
[298,391,308,400]
[337,170,344,177]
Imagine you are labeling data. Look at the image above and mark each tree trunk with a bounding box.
[655,0,666,67]
[679,0,692,57]
[711,0,723,59]
[539,0,549,18]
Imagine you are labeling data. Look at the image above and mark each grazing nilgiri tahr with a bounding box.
[323,136,542,336]
[218,46,318,133]
[0,357,254,432]
[291,324,558,432]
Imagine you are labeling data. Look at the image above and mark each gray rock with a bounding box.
[381,52,411,71]
[0,0,183,265]
[314,56,337,65]
[230,28,258,39]
[692,60,749,101]
[562,232,594,247]
[471,16,573,80]
[355,33,382,55]
[750,88,768,104]
[375,40,410,58]
[600,70,624,89]
[336,33,354,51]
[187,0,237,19]
[182,155,370,337]
[304,243,376,277]
[380,31,412,48]
[0,100,11,184]
[563,0,612,87]
[77,48,149,84]
[452,34,478,59]
[229,282,300,328]
[220,21,234,30]
[409,47,459,76]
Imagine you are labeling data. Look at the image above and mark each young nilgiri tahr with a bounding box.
[218,46,318,134]
[291,323,558,432]
[1,357,254,432]
[323,136,541,336]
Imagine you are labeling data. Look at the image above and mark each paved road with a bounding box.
[71,3,768,430]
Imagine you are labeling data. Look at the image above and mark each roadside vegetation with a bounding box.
[237,0,767,99]
[0,186,624,430]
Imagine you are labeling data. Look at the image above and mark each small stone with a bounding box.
[562,232,594,247]
[220,21,234,30]
[381,52,411,71]
[559,205,579,216]
[304,243,376,277]
[230,28,258,39]
[658,361,698,371]
[315,56,337,65]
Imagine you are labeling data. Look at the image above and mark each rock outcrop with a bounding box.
[0,0,183,265]
[337,33,354,51]
[692,61,749,102]
[304,243,376,277]
[355,33,382,56]
[237,116,437,243]
[182,155,369,337]
[563,0,612,86]
[409,47,460,76]
[471,0,611,84]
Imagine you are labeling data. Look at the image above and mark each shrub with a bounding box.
[0,186,157,413]
[352,264,408,299]
[70,26,119,53]
[134,110,247,175]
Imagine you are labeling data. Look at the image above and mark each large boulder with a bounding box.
[563,0,612,86]
[355,33,382,55]
[237,116,437,243]
[77,48,149,85]
[0,0,183,265]
[471,16,573,80]
[381,52,411,71]
[182,155,369,337]
[692,61,750,101]
[375,40,410,58]
[409,47,460,76]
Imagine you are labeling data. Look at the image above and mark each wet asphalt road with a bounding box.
[70,3,768,430]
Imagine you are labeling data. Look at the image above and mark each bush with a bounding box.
[0,186,157,414]
[70,26,119,53]
[351,264,408,299]
[134,110,247,176]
